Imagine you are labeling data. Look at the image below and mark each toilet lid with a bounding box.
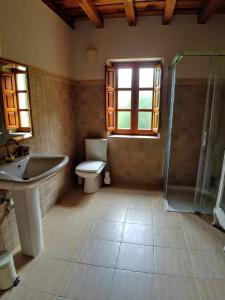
[76,160,105,173]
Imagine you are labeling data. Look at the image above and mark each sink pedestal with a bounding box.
[12,187,44,257]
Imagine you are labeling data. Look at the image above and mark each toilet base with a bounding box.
[84,174,102,193]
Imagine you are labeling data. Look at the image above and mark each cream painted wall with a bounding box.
[0,0,74,78]
[72,15,225,79]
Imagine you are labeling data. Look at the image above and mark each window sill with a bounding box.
[108,134,160,140]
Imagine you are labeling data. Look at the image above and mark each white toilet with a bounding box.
[75,139,107,193]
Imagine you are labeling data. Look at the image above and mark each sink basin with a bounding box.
[0,154,69,190]
[0,153,69,257]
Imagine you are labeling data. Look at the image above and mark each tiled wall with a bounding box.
[168,79,207,186]
[0,67,77,252]
[74,80,107,162]
[74,80,168,186]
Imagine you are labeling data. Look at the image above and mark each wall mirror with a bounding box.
[0,58,33,147]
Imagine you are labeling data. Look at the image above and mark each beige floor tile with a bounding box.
[126,208,152,225]
[152,198,165,214]
[104,189,130,207]
[154,247,194,277]
[100,206,127,222]
[17,288,57,300]
[180,214,215,231]
[190,251,225,280]
[185,229,224,252]
[153,213,181,226]
[20,256,74,296]
[43,231,87,262]
[128,192,153,210]
[122,223,153,245]
[155,275,200,300]
[79,238,120,268]
[116,243,154,273]
[43,207,75,233]
[154,225,187,249]
[64,264,114,300]
[0,287,57,300]
[0,286,23,300]
[197,279,225,300]
[110,270,154,300]
[91,220,124,241]
[43,209,96,238]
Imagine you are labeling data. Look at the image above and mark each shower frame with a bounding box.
[164,50,225,214]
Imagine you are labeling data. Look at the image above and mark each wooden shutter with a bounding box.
[1,73,19,130]
[152,64,161,134]
[105,65,116,132]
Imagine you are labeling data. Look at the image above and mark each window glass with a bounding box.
[18,92,29,109]
[16,73,27,91]
[118,111,131,129]
[139,68,154,88]
[19,111,30,128]
[138,91,153,109]
[118,91,131,109]
[118,68,132,88]
[138,112,152,130]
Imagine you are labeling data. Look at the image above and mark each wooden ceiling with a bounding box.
[42,0,225,29]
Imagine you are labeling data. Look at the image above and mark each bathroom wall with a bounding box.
[168,79,207,186]
[0,0,74,78]
[0,67,77,252]
[72,16,225,80]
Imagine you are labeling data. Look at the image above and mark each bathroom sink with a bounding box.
[0,154,69,190]
[0,153,69,257]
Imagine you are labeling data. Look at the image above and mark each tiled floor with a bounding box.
[1,185,225,300]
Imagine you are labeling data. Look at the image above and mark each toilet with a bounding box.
[75,139,107,193]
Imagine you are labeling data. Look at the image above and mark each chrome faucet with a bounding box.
[6,138,19,162]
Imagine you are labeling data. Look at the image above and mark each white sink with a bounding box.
[0,154,69,257]
[0,154,69,190]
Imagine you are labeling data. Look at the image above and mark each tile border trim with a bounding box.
[28,66,208,87]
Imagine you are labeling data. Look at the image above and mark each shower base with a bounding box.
[164,185,215,214]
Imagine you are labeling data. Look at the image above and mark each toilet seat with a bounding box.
[76,160,105,173]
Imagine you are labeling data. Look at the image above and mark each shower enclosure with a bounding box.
[164,51,225,215]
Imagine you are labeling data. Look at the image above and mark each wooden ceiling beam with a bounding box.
[163,0,177,24]
[77,0,103,27]
[198,0,224,24]
[64,1,210,17]
[41,0,74,29]
[124,0,136,26]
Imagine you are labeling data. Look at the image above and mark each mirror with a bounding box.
[0,58,33,146]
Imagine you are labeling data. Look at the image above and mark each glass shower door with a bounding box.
[195,57,225,214]
[163,65,176,206]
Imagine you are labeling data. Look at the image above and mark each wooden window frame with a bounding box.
[14,69,31,132]
[111,61,162,136]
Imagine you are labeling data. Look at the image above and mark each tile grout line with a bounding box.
[182,217,206,300]
[109,204,128,295]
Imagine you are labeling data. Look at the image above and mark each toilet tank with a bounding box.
[85,139,107,162]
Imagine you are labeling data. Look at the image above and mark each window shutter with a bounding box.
[105,65,116,132]
[1,73,19,130]
[152,64,161,134]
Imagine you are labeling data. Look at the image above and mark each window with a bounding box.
[1,65,31,132]
[105,61,162,136]
[15,71,31,131]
